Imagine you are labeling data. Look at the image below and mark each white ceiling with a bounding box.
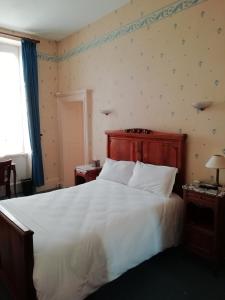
[0,0,129,41]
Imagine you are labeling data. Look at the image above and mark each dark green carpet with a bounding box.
[1,247,225,300]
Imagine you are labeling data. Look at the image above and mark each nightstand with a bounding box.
[74,164,102,185]
[183,185,225,264]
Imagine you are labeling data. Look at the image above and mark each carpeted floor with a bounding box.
[1,247,225,300]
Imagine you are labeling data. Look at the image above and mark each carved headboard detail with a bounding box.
[124,128,152,134]
[105,129,187,196]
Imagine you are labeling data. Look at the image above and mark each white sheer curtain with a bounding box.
[0,40,31,157]
[0,39,31,180]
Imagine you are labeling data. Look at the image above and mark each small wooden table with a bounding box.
[74,165,102,185]
[182,184,225,265]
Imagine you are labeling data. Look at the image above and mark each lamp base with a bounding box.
[216,168,220,187]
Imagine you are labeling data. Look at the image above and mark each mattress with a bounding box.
[1,179,184,300]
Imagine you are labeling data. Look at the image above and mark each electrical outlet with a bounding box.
[222,149,225,155]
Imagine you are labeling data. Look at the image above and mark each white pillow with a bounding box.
[128,161,177,197]
[98,158,135,185]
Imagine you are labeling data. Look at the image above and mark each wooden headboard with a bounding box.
[105,129,187,196]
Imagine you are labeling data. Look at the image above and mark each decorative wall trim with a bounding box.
[37,52,58,62]
[37,0,207,62]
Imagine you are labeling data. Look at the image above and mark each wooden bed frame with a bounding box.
[0,129,187,300]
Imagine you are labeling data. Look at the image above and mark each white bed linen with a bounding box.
[1,179,184,300]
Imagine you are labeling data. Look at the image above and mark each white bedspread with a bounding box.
[1,179,184,300]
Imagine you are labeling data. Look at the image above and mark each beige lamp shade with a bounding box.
[205,155,225,169]
[205,155,225,186]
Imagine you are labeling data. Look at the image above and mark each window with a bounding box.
[0,38,30,157]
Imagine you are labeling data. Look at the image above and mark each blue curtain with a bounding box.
[21,39,44,186]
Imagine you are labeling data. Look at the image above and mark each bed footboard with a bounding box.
[0,206,36,300]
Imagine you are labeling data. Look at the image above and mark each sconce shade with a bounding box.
[192,101,212,111]
[100,109,112,116]
[205,155,225,169]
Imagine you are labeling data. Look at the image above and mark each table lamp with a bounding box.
[205,155,225,186]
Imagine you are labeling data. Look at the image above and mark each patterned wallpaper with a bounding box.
[2,0,224,188]
[37,39,60,190]
[56,0,225,185]
[38,0,206,62]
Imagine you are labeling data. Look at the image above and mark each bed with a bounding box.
[0,129,187,300]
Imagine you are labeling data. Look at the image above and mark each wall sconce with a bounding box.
[192,101,212,111]
[100,109,112,116]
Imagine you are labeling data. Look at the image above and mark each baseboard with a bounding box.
[36,177,60,193]
[0,177,61,198]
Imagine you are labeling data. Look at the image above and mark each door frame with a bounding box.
[56,89,92,186]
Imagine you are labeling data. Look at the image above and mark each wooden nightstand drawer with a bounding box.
[76,170,87,177]
[184,190,216,208]
[85,174,97,182]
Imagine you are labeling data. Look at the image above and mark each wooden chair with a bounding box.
[0,160,12,198]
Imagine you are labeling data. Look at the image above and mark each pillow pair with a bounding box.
[98,158,177,198]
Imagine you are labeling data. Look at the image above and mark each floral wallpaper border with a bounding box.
[38,0,207,62]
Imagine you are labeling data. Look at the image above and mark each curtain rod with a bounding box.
[0,31,40,44]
